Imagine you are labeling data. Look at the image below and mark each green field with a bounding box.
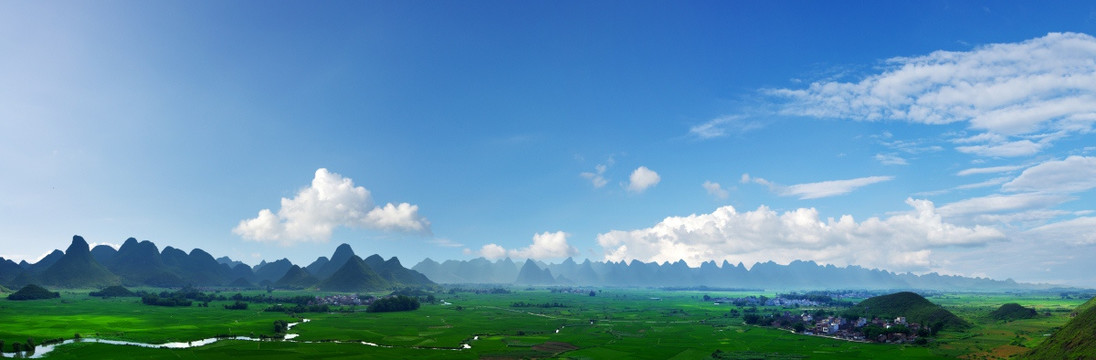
[0,288,1086,359]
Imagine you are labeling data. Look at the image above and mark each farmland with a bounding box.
[0,287,1087,359]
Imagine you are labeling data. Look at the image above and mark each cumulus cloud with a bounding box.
[469,231,578,260]
[689,115,762,139]
[702,181,729,199]
[233,168,430,245]
[627,166,661,193]
[468,243,508,260]
[1002,156,1096,193]
[596,198,1003,272]
[748,175,894,199]
[580,164,609,188]
[771,32,1096,157]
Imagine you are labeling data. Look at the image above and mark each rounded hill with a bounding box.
[846,291,969,331]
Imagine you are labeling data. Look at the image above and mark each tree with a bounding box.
[589,291,597,297]
[743,314,761,325]
[26,337,34,350]
[12,342,21,353]
[703,294,711,301]
[793,322,807,333]
[0,340,4,352]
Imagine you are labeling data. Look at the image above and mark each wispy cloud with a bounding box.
[771,32,1096,157]
[874,153,908,165]
[748,174,894,199]
[956,165,1024,176]
[688,115,762,140]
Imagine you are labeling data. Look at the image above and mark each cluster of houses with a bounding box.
[310,294,374,306]
[709,295,822,307]
[797,313,926,343]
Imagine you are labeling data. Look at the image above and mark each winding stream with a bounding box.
[0,319,478,358]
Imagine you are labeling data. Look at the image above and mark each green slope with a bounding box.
[847,291,969,331]
[37,236,121,288]
[315,256,390,292]
[1024,296,1096,359]
[274,265,319,289]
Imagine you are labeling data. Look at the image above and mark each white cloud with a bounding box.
[955,139,1045,157]
[627,166,661,193]
[689,115,762,139]
[956,165,1024,176]
[580,164,609,188]
[1025,217,1096,245]
[702,181,729,199]
[1003,156,1096,193]
[233,168,430,245]
[508,231,579,260]
[937,192,1073,222]
[740,173,751,183]
[771,32,1096,157]
[469,243,508,260]
[750,175,894,199]
[470,231,579,261]
[595,198,1003,272]
[874,153,908,165]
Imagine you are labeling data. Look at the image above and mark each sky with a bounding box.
[2,1,1096,287]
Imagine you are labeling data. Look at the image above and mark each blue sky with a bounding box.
[3,1,1096,287]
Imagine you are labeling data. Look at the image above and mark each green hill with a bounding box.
[847,291,969,331]
[989,303,1038,321]
[1024,296,1096,359]
[8,284,60,300]
[316,255,390,292]
[36,236,121,288]
[275,265,318,289]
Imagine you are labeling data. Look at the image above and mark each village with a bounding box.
[704,294,929,344]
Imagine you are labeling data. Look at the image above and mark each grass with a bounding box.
[0,288,1085,359]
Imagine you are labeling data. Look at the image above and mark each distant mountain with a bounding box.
[29,250,64,272]
[275,265,318,289]
[90,245,117,264]
[216,256,244,268]
[253,258,294,284]
[316,255,390,292]
[0,257,22,285]
[305,256,329,276]
[35,236,121,288]
[1024,296,1096,359]
[105,238,184,287]
[515,259,555,285]
[372,256,434,286]
[413,257,1054,292]
[412,257,518,284]
[847,292,969,331]
[313,244,356,279]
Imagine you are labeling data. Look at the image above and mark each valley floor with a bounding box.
[0,288,1085,359]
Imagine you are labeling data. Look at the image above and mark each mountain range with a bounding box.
[0,235,1074,292]
[0,235,433,292]
[412,257,1066,292]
